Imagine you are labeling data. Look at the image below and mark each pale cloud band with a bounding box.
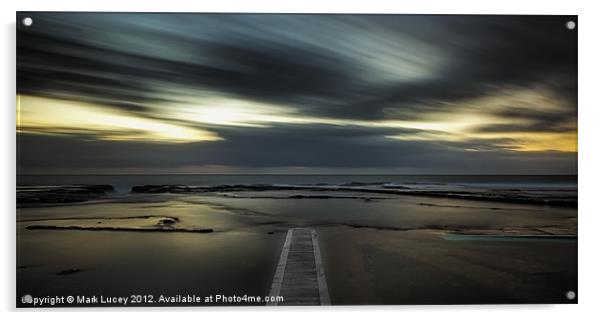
[16,13,577,174]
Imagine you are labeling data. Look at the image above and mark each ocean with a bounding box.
[17,174,577,192]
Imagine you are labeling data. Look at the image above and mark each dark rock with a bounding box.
[17,185,115,206]
[288,194,333,199]
[55,268,81,276]
[26,224,214,233]
[158,218,177,225]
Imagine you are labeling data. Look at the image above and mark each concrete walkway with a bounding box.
[267,228,330,306]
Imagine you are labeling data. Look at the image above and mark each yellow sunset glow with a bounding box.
[480,131,578,152]
[17,95,221,143]
[17,87,577,153]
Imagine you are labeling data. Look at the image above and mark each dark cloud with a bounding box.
[17,127,576,174]
[474,106,577,133]
[336,16,577,120]
[17,14,577,121]
[16,13,578,173]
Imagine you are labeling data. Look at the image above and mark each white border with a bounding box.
[2,0,602,319]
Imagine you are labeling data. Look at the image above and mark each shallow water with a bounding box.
[17,190,577,306]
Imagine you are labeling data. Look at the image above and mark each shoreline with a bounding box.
[17,182,577,208]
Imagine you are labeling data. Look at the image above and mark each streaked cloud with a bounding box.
[16,13,577,173]
[18,95,221,143]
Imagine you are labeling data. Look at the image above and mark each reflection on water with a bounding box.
[443,234,577,242]
[17,189,577,305]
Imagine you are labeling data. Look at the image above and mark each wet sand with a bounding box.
[17,192,577,306]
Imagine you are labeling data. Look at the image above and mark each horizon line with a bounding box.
[16,173,578,176]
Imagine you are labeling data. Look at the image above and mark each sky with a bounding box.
[16,13,577,174]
